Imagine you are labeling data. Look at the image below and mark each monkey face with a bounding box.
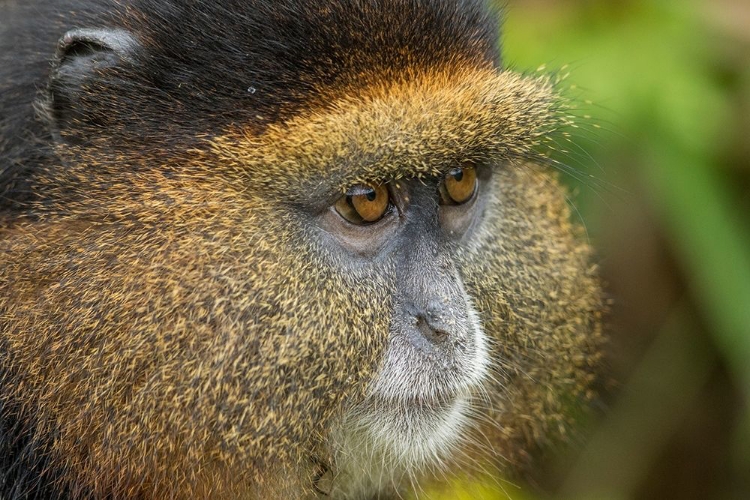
[0,1,603,498]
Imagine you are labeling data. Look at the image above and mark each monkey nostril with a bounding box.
[416,314,450,344]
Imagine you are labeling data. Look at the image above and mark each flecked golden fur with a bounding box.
[0,1,603,498]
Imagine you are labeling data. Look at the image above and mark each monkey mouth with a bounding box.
[360,357,488,428]
[367,390,461,416]
[367,339,489,416]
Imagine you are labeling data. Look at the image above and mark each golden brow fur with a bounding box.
[212,66,563,193]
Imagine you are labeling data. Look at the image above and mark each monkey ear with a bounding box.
[48,28,139,141]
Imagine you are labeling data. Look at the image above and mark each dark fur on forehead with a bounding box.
[125,0,499,127]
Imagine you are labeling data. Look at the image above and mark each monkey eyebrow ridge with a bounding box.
[210,67,565,194]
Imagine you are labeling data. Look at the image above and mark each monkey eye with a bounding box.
[439,163,477,205]
[334,183,391,224]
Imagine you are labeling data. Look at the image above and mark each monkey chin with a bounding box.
[329,308,489,497]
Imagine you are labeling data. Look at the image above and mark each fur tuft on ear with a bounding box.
[56,28,137,64]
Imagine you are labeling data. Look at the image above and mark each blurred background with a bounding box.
[433,0,750,498]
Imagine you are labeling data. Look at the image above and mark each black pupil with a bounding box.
[365,188,377,201]
[451,169,464,182]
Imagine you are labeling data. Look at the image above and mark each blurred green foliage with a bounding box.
[427,0,750,498]
[504,0,750,357]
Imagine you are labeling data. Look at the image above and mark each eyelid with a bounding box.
[344,183,388,198]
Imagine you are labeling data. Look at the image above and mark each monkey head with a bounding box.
[0,1,603,498]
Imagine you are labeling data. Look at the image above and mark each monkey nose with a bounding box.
[415,314,449,344]
[411,300,455,345]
